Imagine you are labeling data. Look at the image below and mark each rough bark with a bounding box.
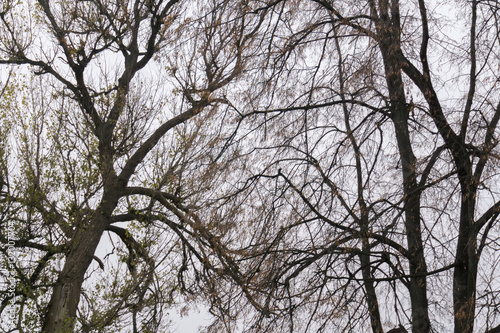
[42,185,121,332]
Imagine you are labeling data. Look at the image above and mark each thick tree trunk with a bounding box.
[42,224,104,332]
[42,262,88,332]
[42,190,120,332]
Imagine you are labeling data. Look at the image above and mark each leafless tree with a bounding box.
[195,0,500,332]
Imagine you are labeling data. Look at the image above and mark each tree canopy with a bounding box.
[1,0,500,332]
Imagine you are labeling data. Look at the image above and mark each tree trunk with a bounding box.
[390,95,430,333]
[378,17,431,332]
[453,176,478,333]
[360,243,383,333]
[42,190,120,332]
